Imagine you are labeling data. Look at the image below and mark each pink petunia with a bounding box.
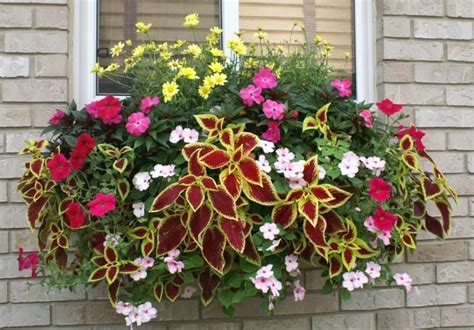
[86,101,99,118]
[140,96,160,113]
[126,112,151,136]
[49,110,65,125]
[18,248,39,278]
[372,206,397,233]
[262,121,281,143]
[368,178,392,202]
[87,193,117,218]
[331,79,352,97]
[359,109,373,128]
[252,67,278,89]
[263,100,286,120]
[240,84,264,107]
[376,98,403,116]
[393,273,413,293]
[96,95,123,124]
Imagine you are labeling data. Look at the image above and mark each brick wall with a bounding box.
[0,0,473,328]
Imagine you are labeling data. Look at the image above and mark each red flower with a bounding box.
[96,95,122,125]
[262,121,281,143]
[368,178,392,202]
[372,206,397,232]
[70,150,86,170]
[87,193,117,218]
[397,125,426,152]
[376,98,403,116]
[66,202,87,229]
[76,133,96,154]
[47,153,71,182]
[18,248,39,278]
[290,111,299,119]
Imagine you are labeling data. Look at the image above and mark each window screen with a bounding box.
[97,0,221,94]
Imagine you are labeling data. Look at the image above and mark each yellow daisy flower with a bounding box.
[183,13,199,28]
[162,81,179,103]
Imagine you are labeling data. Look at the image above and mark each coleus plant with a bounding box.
[17,14,455,327]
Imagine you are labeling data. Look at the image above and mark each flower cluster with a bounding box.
[116,301,157,327]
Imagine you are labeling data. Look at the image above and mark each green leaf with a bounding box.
[225,272,243,288]
[339,288,352,301]
[181,271,194,284]
[320,280,334,295]
[182,254,204,269]
[239,259,259,274]
[222,305,235,317]
[217,289,234,308]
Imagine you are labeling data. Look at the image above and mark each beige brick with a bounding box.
[170,322,241,330]
[407,284,466,307]
[0,5,32,27]
[384,84,444,105]
[448,132,474,150]
[86,281,108,300]
[469,240,474,260]
[383,17,411,38]
[36,6,68,28]
[34,54,68,77]
[469,284,474,303]
[447,0,474,18]
[422,130,446,151]
[383,0,444,16]
[437,261,474,283]
[0,181,7,202]
[441,306,474,327]
[376,310,413,329]
[0,106,31,127]
[444,175,474,195]
[0,231,8,253]
[413,308,441,328]
[384,40,443,61]
[420,151,465,173]
[0,156,29,179]
[305,269,325,290]
[414,63,474,84]
[447,86,474,106]
[449,218,474,239]
[0,281,7,303]
[10,279,86,302]
[203,297,266,319]
[0,303,50,327]
[448,42,474,62]
[0,133,4,153]
[31,104,64,127]
[313,313,375,330]
[2,79,67,102]
[0,55,29,77]
[5,130,42,153]
[341,288,404,310]
[274,293,339,316]
[244,318,310,330]
[414,19,472,40]
[415,108,474,128]
[383,62,413,82]
[468,154,474,173]
[391,263,435,285]
[4,31,67,53]
[157,300,199,321]
[0,255,31,279]
[7,180,23,203]
[0,204,28,230]
[407,241,467,262]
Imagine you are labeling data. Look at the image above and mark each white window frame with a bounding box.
[73,0,374,108]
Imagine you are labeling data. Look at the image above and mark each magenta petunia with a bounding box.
[49,110,65,125]
[263,99,286,120]
[252,67,278,89]
[330,79,352,98]
[359,109,373,128]
[240,84,264,107]
[140,96,160,113]
[376,98,403,116]
[262,121,281,143]
[96,95,123,124]
[47,153,72,182]
[368,178,391,202]
[372,206,397,233]
[126,112,151,136]
[87,193,117,218]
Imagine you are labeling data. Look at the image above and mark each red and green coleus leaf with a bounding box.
[242,173,280,205]
[117,178,130,201]
[328,254,343,278]
[188,149,207,176]
[299,197,319,226]
[341,248,357,271]
[200,149,231,169]
[119,261,141,274]
[220,169,242,199]
[219,128,234,150]
[153,281,164,302]
[165,281,181,302]
[189,204,213,246]
[186,185,205,211]
[425,214,444,238]
[156,215,187,256]
[234,132,259,156]
[321,210,345,234]
[399,135,414,151]
[198,268,221,307]
[208,188,238,220]
[194,114,223,133]
[240,236,261,266]
[112,158,128,173]
[435,199,451,235]
[104,246,118,263]
[182,143,215,161]
[106,266,120,284]
[319,184,352,208]
[88,266,108,282]
[421,175,443,200]
[201,226,226,274]
[237,157,262,185]
[272,202,297,229]
[303,156,319,184]
[402,152,419,171]
[150,184,186,213]
[108,279,120,306]
[129,226,148,239]
[29,158,44,178]
[218,217,245,253]
[304,217,328,249]
[27,196,48,229]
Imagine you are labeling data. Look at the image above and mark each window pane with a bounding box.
[97,0,221,94]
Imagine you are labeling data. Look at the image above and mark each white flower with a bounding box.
[132,171,152,191]
[284,254,299,273]
[293,280,306,302]
[251,265,282,297]
[274,160,304,180]
[258,140,275,153]
[169,125,184,143]
[342,271,368,291]
[360,156,386,176]
[276,148,295,162]
[365,261,381,279]
[181,285,197,298]
[265,238,281,252]
[288,177,307,189]
[255,264,274,279]
[393,272,413,293]
[150,164,176,178]
[130,257,154,281]
[132,202,145,218]
[136,302,157,325]
[256,155,271,173]
[338,151,360,178]
[183,128,199,143]
[116,301,133,316]
[377,230,391,246]
[104,233,121,247]
[259,223,280,240]
[318,165,326,180]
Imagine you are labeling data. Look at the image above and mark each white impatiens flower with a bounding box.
[258,140,275,153]
[259,223,280,240]
[104,233,121,247]
[181,285,197,299]
[338,151,360,178]
[342,271,369,291]
[318,165,326,180]
[123,302,157,327]
[150,164,176,178]
[182,128,199,143]
[284,254,299,273]
[250,264,283,297]
[130,257,155,281]
[132,171,152,191]
[365,261,381,279]
[169,125,184,143]
[360,156,386,176]
[275,147,295,162]
[274,159,304,180]
[256,155,271,173]
[288,177,307,189]
[132,202,145,218]
[265,238,281,252]
[116,301,134,316]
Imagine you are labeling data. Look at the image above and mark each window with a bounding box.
[73,0,373,107]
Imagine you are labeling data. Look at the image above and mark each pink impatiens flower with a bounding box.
[263,99,286,120]
[259,223,280,240]
[393,272,413,293]
[284,254,299,273]
[342,271,368,291]
[252,67,278,89]
[126,112,151,136]
[140,96,160,113]
[87,193,117,218]
[164,249,185,274]
[240,84,264,107]
[251,264,283,297]
[293,280,306,302]
[49,110,65,125]
[365,261,381,279]
[262,121,281,143]
[330,79,352,97]
[359,109,373,128]
[18,248,39,278]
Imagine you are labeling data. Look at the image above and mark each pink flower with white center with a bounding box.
[342,271,364,291]
[263,99,286,120]
[136,302,157,326]
[141,256,154,269]
[126,112,151,136]
[251,276,272,293]
[140,96,160,113]
[284,254,299,273]
[49,110,65,125]
[150,164,176,178]
[256,155,271,173]
[330,79,352,97]
[258,140,275,153]
[276,148,295,162]
[130,257,148,281]
[253,67,278,89]
[365,261,381,279]
[116,301,134,316]
[166,259,185,274]
[169,125,185,143]
[183,128,199,143]
[259,223,280,240]
[289,177,307,189]
[394,273,413,293]
[359,109,373,128]
[360,156,386,176]
[240,84,265,107]
[256,264,274,279]
[269,277,283,297]
[377,230,392,246]
[265,238,281,252]
[355,271,369,286]
[293,280,306,302]
[338,151,360,178]
[364,216,377,232]
[181,285,197,299]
